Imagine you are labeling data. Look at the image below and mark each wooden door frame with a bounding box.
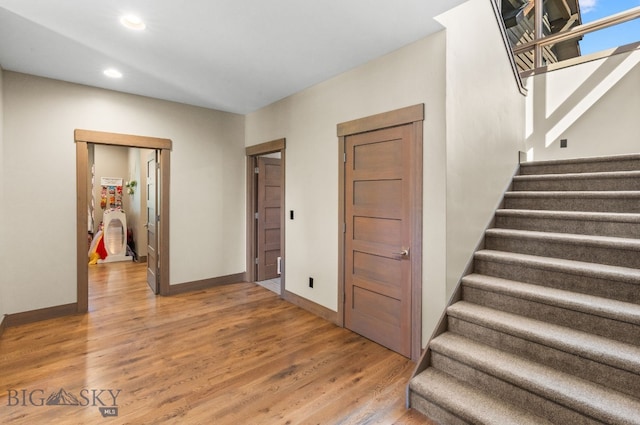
[145,150,160,294]
[75,129,172,313]
[245,138,286,293]
[337,104,424,361]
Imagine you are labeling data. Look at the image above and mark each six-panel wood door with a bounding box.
[344,124,413,357]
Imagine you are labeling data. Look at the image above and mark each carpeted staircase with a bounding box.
[408,154,640,424]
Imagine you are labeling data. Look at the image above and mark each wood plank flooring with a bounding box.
[0,262,434,424]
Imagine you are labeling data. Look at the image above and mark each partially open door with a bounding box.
[146,151,159,294]
[256,157,282,281]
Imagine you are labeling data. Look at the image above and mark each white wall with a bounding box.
[246,0,526,345]
[0,0,527,347]
[247,32,449,343]
[437,0,526,295]
[93,144,129,233]
[525,48,640,161]
[89,145,149,259]
[1,72,246,314]
[126,147,152,259]
[0,65,5,324]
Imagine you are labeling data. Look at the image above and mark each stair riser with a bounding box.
[473,258,640,304]
[512,177,640,192]
[448,316,640,398]
[461,286,640,345]
[430,352,601,425]
[494,215,640,239]
[504,196,640,213]
[485,235,640,269]
[520,159,640,175]
[411,154,640,424]
[408,394,470,425]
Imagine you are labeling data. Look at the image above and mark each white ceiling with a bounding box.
[0,0,467,114]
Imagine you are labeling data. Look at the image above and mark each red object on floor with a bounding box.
[96,234,108,259]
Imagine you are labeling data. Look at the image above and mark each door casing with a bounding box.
[75,129,172,312]
[245,139,286,291]
[337,105,424,361]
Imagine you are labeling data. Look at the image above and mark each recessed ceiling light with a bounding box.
[120,14,146,31]
[104,68,123,78]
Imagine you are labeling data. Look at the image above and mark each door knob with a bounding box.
[393,248,409,257]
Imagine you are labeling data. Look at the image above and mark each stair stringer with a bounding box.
[408,161,521,402]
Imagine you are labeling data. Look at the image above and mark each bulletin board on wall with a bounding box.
[100,177,123,210]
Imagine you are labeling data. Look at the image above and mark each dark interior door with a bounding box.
[257,157,282,281]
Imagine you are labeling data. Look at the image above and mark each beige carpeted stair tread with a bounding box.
[409,368,552,425]
[410,154,640,423]
[519,153,640,175]
[520,153,640,168]
[474,249,640,284]
[485,228,640,251]
[447,300,640,374]
[495,209,640,223]
[513,169,640,181]
[461,274,640,325]
[429,333,640,424]
[505,190,640,198]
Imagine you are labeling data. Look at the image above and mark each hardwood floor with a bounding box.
[0,262,434,424]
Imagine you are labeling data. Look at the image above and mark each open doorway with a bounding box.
[75,130,172,313]
[87,145,156,293]
[245,139,286,296]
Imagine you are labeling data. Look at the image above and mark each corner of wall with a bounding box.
[524,48,640,161]
[0,65,6,322]
[438,0,527,296]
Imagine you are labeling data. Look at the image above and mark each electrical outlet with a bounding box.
[309,277,314,288]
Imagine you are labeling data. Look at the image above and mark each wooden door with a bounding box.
[256,157,282,281]
[146,151,159,294]
[344,124,413,358]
